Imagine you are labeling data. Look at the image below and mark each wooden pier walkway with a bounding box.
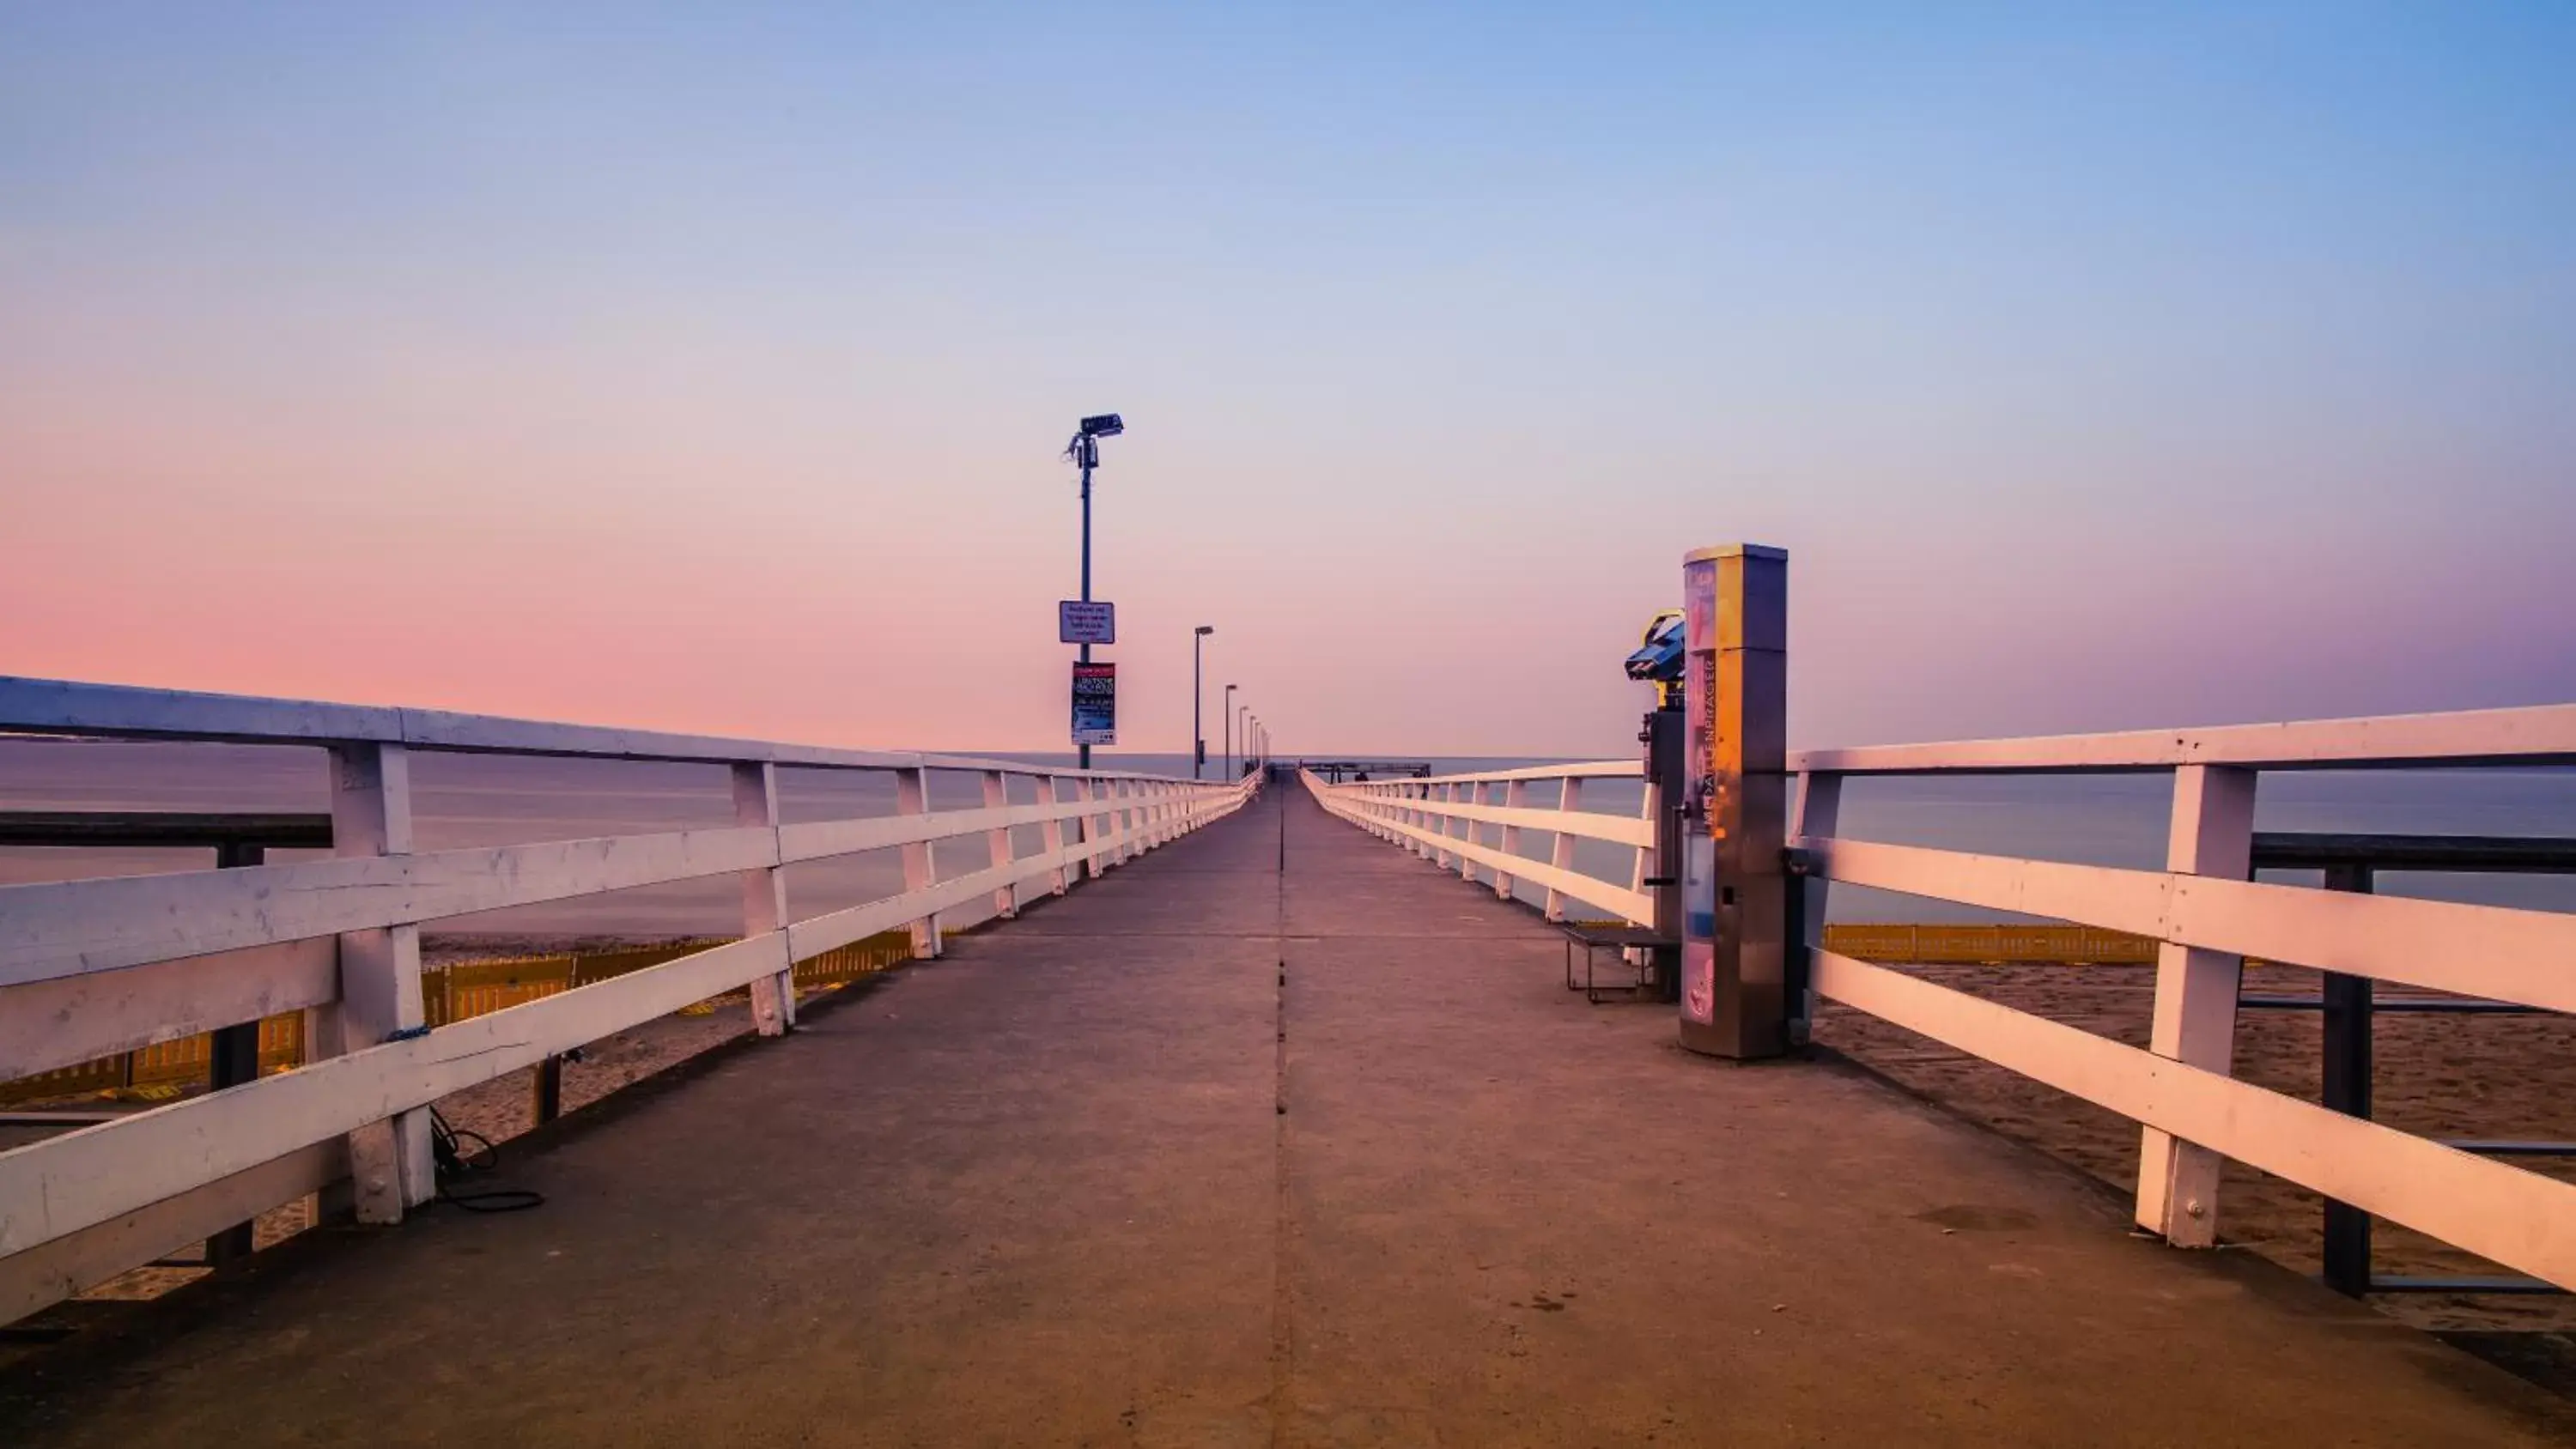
[3,788,2567,1446]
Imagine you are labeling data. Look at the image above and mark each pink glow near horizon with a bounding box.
[5,8,2572,756]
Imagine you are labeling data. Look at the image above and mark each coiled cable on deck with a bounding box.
[428,1106,545,1214]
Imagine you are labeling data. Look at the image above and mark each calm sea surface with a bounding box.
[3,741,2572,932]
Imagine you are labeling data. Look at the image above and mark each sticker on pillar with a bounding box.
[1680,554,1721,1025]
[1071,662,1116,745]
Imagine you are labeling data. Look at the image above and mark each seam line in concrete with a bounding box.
[1267,790,1294,1446]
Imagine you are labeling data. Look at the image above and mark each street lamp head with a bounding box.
[1078,413,1124,439]
[1195,625,1214,636]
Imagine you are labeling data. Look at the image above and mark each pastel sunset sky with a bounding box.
[5,3,2571,755]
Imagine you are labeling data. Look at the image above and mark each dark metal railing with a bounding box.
[2246,831,2576,1299]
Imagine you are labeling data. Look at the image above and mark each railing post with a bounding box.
[1677,544,1790,1059]
[1544,777,1583,922]
[1629,774,1656,919]
[204,840,265,1264]
[1495,779,1527,899]
[1433,784,1454,868]
[732,762,795,1035]
[324,742,434,1223]
[2135,763,2257,1246]
[1455,782,1478,882]
[981,769,1018,919]
[2320,864,2376,1294]
[1787,771,1843,1045]
[896,764,943,959]
[1039,774,1071,895]
[1083,778,1109,876]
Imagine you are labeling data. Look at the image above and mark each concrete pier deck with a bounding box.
[3,787,2567,1446]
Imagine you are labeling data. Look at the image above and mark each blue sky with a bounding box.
[4,3,2571,752]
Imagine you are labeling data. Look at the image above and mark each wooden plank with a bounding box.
[1795,838,2170,934]
[1791,773,1842,1032]
[2136,765,2257,1246]
[1082,779,1109,877]
[1344,760,1641,785]
[895,767,940,959]
[0,827,780,988]
[0,782,1229,987]
[1796,836,2576,1013]
[321,743,432,1222]
[0,1140,343,1325]
[774,795,1109,864]
[732,762,794,1036]
[1789,702,2576,776]
[982,771,1018,918]
[786,805,1197,961]
[1332,788,1650,851]
[0,676,1224,784]
[0,938,337,1081]
[1317,785,1651,925]
[1037,775,1070,896]
[1546,777,1583,922]
[1812,949,2576,1290]
[1494,779,1527,898]
[0,934,796,1258]
[0,813,335,849]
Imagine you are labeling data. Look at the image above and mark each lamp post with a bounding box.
[1193,626,1214,779]
[1238,704,1251,778]
[1065,413,1123,770]
[1223,683,1237,781]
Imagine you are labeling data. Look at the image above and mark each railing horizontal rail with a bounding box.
[0,675,1182,780]
[1305,767,1653,924]
[1355,760,1640,785]
[1788,701,2576,775]
[0,812,337,849]
[1327,791,1654,849]
[1811,949,2576,1289]
[2251,832,2576,873]
[0,793,1230,989]
[1794,836,2576,1016]
[1,938,339,1081]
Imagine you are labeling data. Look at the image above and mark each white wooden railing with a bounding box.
[0,676,1258,1322]
[1308,704,2576,1291]
[1304,762,1652,924]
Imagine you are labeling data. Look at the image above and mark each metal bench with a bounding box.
[1560,924,1675,1004]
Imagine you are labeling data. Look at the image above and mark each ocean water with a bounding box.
[3,741,2572,934]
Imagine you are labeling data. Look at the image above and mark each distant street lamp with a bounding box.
[1064,412,1123,770]
[1223,683,1238,781]
[1193,626,1215,779]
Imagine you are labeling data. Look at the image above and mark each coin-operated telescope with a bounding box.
[1620,610,1688,1001]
